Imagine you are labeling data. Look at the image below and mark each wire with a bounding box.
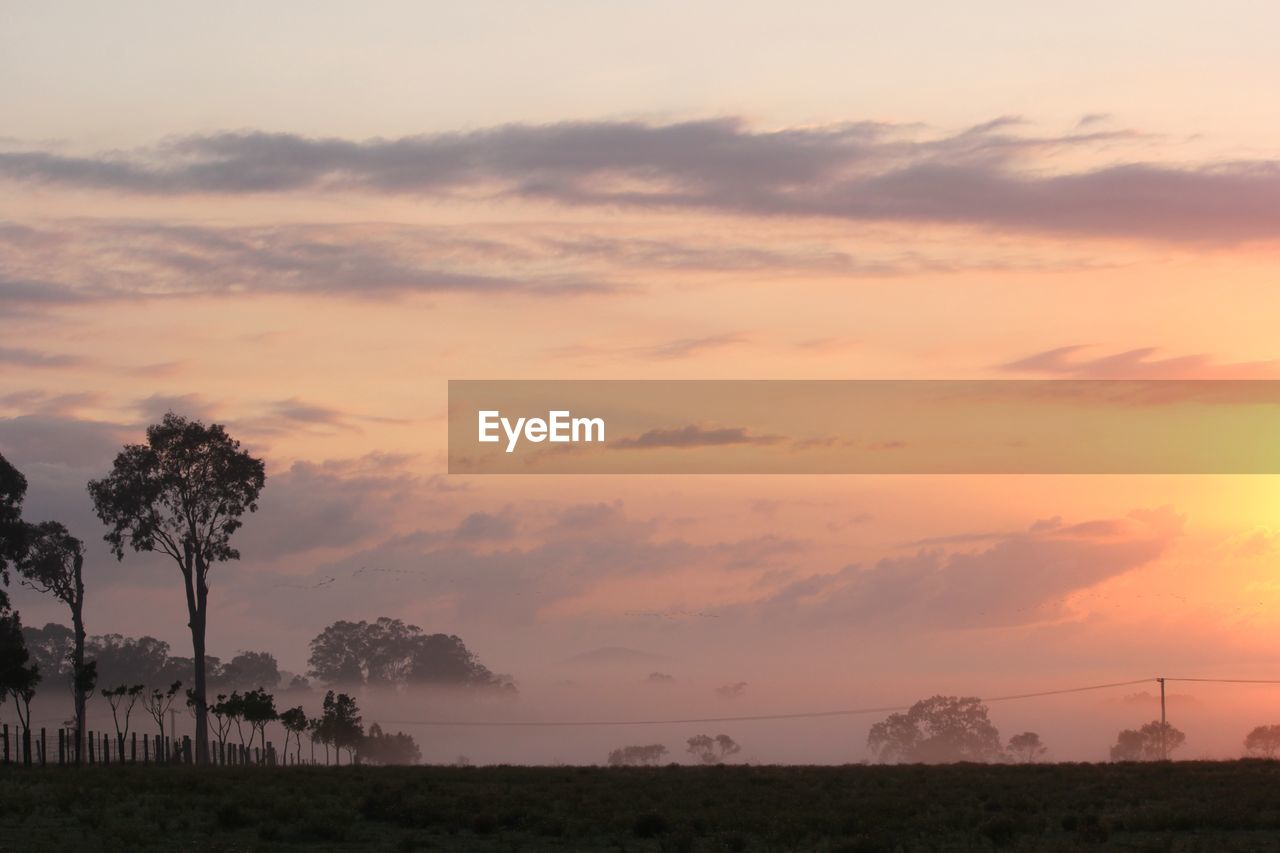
[380,677,1159,728]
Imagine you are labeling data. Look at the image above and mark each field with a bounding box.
[4,761,1280,852]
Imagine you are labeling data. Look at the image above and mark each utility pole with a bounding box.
[1158,677,1167,760]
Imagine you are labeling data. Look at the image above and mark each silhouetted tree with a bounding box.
[22,622,74,682]
[307,617,510,690]
[279,705,307,764]
[1110,721,1185,761]
[358,722,421,765]
[868,695,1003,763]
[221,651,280,691]
[607,744,668,766]
[18,522,95,763]
[101,684,144,744]
[686,733,741,764]
[307,714,327,765]
[0,603,40,762]
[203,692,235,755]
[89,412,265,764]
[1245,724,1280,758]
[320,690,363,765]
[0,452,28,588]
[144,680,183,757]
[240,687,277,755]
[1007,731,1047,763]
[88,633,172,687]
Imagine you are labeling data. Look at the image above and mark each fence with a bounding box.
[0,724,297,768]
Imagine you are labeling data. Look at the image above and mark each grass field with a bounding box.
[4,761,1280,852]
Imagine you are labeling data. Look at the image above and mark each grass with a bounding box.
[4,761,1280,851]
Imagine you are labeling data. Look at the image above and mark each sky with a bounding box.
[3,1,1280,763]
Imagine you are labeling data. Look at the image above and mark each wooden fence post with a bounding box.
[131,732,137,763]
[58,728,65,766]
[40,728,46,766]
[87,730,94,764]
[2,723,8,765]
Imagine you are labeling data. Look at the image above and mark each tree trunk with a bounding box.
[191,604,209,764]
[72,604,86,766]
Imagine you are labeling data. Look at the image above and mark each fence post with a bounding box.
[58,728,65,766]
[143,733,149,764]
[87,730,94,764]
[2,723,8,765]
[131,732,137,763]
[40,728,46,766]
[23,725,31,766]
[118,733,125,764]
[183,736,192,764]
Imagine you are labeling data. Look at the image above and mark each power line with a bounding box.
[382,677,1160,728]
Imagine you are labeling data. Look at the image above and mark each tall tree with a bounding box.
[89,412,265,764]
[17,522,96,764]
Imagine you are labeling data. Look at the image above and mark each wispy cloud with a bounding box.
[1001,345,1280,379]
[3,118,1277,242]
[613,424,787,449]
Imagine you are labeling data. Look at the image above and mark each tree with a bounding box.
[607,744,668,766]
[0,605,40,762]
[1110,721,1185,761]
[279,705,308,764]
[1245,725,1280,759]
[88,633,172,687]
[102,684,144,745]
[144,681,183,758]
[358,722,421,765]
[17,522,95,763]
[307,715,327,765]
[89,412,265,764]
[220,651,280,691]
[1007,732,1047,763]
[22,622,74,682]
[203,692,236,756]
[0,452,28,590]
[240,687,277,755]
[320,690,363,765]
[868,695,1004,763]
[307,617,510,690]
[686,733,741,764]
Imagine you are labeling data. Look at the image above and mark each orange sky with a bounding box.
[3,1,1280,761]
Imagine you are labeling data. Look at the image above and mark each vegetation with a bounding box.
[89,412,266,764]
[7,761,1280,850]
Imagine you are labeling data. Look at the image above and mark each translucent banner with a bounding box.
[447,380,1280,474]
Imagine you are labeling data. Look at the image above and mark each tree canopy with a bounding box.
[868,695,1004,763]
[307,617,511,690]
[1111,721,1185,761]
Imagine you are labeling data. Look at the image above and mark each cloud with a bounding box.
[551,333,749,362]
[0,221,618,309]
[0,346,85,368]
[742,509,1182,630]
[4,118,1280,242]
[1000,345,1280,379]
[613,424,786,449]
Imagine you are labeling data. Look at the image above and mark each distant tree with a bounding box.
[17,522,95,763]
[89,412,265,765]
[22,622,74,682]
[607,744,669,766]
[88,634,172,687]
[1245,725,1280,758]
[307,617,510,690]
[143,681,183,756]
[686,733,742,764]
[321,690,364,765]
[1007,732,1048,763]
[160,653,224,688]
[1110,721,1185,761]
[868,695,1003,763]
[101,684,144,744]
[239,687,278,754]
[358,722,421,765]
[221,651,280,691]
[279,705,308,764]
[307,715,327,765]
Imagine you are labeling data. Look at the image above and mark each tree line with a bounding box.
[0,413,507,768]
